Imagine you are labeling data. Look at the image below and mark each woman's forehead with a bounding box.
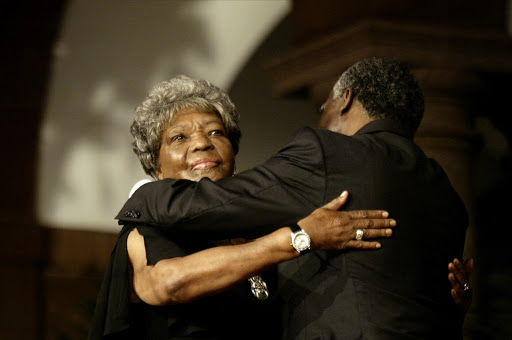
[167,109,224,129]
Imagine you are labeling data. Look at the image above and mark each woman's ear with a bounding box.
[155,168,164,180]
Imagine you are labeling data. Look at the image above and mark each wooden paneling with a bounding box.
[290,0,507,44]
[42,228,118,340]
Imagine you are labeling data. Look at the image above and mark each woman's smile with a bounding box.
[191,159,220,171]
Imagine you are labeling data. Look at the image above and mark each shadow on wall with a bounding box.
[229,15,319,171]
[38,1,212,231]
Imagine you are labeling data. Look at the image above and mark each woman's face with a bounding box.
[156,108,235,182]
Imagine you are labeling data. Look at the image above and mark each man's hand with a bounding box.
[298,191,396,251]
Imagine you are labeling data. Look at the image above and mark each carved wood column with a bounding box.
[0,2,67,339]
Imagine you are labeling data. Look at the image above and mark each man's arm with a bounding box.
[118,128,329,240]
[118,128,393,241]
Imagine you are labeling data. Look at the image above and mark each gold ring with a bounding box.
[355,229,364,241]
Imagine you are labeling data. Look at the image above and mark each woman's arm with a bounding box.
[128,191,396,305]
[128,226,295,305]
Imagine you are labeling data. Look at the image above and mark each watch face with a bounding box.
[293,232,310,251]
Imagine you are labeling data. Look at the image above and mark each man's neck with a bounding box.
[336,115,377,136]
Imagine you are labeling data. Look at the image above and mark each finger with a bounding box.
[448,272,462,296]
[353,218,396,229]
[345,240,382,249]
[322,191,349,211]
[451,288,462,305]
[452,258,467,287]
[348,209,390,219]
[361,228,393,239]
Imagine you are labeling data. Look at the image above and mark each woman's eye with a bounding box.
[171,134,185,142]
[209,129,225,136]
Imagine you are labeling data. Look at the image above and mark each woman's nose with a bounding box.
[191,133,214,151]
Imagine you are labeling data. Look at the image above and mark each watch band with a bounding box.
[289,223,301,233]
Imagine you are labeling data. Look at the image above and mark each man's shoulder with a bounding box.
[288,126,347,144]
[276,127,346,159]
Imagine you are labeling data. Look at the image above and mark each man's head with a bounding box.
[318,56,425,136]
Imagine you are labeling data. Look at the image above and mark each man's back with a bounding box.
[279,122,468,339]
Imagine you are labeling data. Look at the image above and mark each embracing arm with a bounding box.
[128,192,396,305]
[117,128,330,240]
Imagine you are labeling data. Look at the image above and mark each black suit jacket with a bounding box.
[118,120,468,339]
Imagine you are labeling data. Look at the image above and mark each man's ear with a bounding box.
[340,88,354,114]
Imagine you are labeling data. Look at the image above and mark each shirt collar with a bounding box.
[353,119,414,139]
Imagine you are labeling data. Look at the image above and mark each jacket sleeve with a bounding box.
[87,225,134,339]
[115,127,327,240]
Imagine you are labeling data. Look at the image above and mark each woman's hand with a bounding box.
[298,191,396,251]
[448,257,473,315]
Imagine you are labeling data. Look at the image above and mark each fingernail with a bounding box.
[376,243,381,248]
[390,219,396,226]
[382,211,389,218]
[386,229,393,235]
[340,191,347,198]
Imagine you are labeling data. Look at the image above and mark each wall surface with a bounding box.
[37,0,293,232]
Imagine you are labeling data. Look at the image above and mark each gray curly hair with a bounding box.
[131,75,241,179]
[332,56,424,135]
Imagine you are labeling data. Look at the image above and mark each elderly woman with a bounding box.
[88,75,471,340]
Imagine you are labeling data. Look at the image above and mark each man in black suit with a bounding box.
[118,56,468,339]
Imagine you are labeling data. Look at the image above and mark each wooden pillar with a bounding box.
[413,69,481,260]
[0,2,67,339]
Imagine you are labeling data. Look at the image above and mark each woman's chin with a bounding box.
[189,168,229,182]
